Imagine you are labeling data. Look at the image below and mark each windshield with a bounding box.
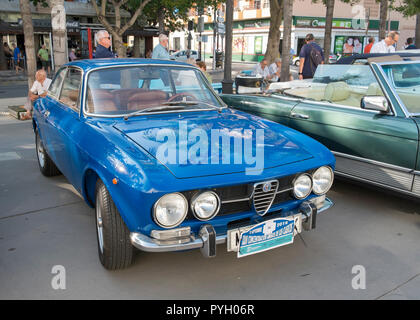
[381,63,420,114]
[86,65,222,115]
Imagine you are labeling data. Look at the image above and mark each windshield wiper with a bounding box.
[162,100,223,111]
[123,105,187,120]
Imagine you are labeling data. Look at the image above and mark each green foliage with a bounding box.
[28,0,49,7]
[394,0,420,16]
[124,0,223,31]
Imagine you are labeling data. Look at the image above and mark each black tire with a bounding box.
[95,179,134,270]
[295,60,300,67]
[35,129,61,177]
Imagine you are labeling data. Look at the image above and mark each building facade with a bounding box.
[174,0,416,62]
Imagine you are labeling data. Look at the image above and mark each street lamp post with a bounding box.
[222,0,233,94]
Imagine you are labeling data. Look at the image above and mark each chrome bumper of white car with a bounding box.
[130,197,333,258]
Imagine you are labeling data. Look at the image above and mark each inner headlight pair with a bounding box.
[293,166,334,199]
[154,191,220,229]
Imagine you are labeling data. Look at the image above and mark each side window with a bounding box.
[59,68,82,110]
[48,68,66,98]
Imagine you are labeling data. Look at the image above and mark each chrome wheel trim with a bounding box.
[36,135,45,168]
[96,195,104,254]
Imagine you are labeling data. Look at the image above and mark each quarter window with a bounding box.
[48,68,66,98]
[59,68,82,110]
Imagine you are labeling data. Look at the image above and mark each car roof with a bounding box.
[335,52,420,64]
[64,58,193,71]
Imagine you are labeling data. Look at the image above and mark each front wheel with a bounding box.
[95,179,134,270]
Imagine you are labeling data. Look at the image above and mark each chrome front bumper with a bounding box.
[130,197,333,257]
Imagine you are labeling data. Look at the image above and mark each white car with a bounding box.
[170,50,199,62]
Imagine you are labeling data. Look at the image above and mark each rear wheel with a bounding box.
[35,130,61,177]
[95,179,134,270]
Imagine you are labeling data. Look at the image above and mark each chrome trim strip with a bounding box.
[220,187,293,204]
[335,171,419,197]
[332,151,413,173]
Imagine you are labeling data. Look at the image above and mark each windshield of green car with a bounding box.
[85,65,223,116]
[380,63,420,114]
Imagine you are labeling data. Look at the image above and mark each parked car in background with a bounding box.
[33,59,335,269]
[170,50,199,62]
[292,54,339,67]
[221,57,420,198]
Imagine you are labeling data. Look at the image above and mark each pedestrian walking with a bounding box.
[298,34,324,80]
[370,31,399,54]
[94,30,117,58]
[152,34,170,60]
[37,44,51,74]
[12,43,24,74]
[364,37,375,54]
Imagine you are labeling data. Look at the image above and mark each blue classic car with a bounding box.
[33,59,335,269]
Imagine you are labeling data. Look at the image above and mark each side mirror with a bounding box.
[361,96,389,113]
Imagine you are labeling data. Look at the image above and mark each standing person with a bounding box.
[94,30,117,58]
[69,48,78,61]
[152,34,170,60]
[298,34,324,80]
[268,58,282,82]
[21,69,52,120]
[196,60,212,83]
[145,49,152,58]
[37,44,50,74]
[12,43,24,74]
[370,31,399,54]
[353,38,362,54]
[364,37,375,54]
[405,37,417,50]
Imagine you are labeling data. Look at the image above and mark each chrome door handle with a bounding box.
[291,112,309,119]
[44,110,50,118]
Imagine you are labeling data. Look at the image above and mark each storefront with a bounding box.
[201,15,399,62]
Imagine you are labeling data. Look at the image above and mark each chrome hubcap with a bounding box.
[96,197,104,254]
[37,136,45,168]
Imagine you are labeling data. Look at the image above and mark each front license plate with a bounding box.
[236,217,297,258]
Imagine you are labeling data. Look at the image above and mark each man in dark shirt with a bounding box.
[405,37,417,50]
[298,34,324,80]
[94,30,117,58]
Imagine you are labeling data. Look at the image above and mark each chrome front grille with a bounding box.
[253,180,279,216]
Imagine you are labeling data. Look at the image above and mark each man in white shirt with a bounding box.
[370,31,399,54]
[268,58,282,82]
[22,69,52,119]
[253,58,272,80]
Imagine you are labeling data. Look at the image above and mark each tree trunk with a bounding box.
[158,5,166,34]
[114,34,126,58]
[133,35,141,57]
[280,0,292,82]
[265,0,283,64]
[416,14,420,48]
[379,0,388,40]
[323,0,334,64]
[19,0,36,88]
[51,0,68,69]
[0,42,7,70]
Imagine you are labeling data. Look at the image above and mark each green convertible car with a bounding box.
[221,58,420,198]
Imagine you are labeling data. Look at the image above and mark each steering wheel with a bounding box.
[167,92,197,102]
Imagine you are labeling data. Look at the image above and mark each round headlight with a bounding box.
[293,174,313,199]
[312,166,334,195]
[154,193,188,228]
[191,191,220,221]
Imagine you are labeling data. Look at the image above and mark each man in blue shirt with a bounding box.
[94,30,117,58]
[298,34,324,80]
[12,43,24,74]
[405,37,417,50]
[152,34,170,60]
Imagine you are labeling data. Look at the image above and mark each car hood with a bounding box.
[113,109,314,179]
